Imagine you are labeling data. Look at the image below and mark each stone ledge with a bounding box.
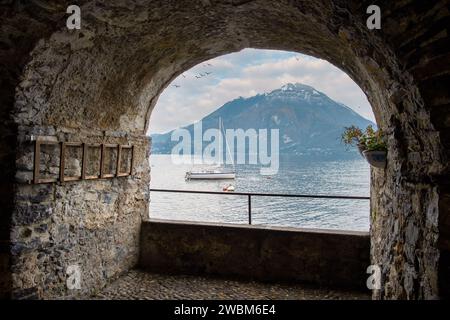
[147,218,370,237]
[139,219,370,290]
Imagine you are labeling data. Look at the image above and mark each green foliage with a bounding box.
[340,125,363,146]
[341,125,387,152]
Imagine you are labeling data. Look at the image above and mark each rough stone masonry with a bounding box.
[0,0,449,299]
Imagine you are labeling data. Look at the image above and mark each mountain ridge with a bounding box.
[151,83,374,159]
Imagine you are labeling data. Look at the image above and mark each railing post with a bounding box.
[248,194,252,225]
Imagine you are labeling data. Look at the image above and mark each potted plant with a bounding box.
[340,125,366,156]
[341,125,387,168]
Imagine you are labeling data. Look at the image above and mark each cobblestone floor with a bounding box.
[93,270,371,300]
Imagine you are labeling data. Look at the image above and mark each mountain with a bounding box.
[150,83,375,159]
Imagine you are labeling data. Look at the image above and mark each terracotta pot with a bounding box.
[363,150,387,168]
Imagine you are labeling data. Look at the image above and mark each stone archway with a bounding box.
[1,0,449,299]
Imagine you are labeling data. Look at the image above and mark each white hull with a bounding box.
[186,172,236,180]
[186,118,236,181]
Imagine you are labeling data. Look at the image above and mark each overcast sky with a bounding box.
[148,49,374,134]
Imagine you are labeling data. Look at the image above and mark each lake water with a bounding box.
[149,154,370,231]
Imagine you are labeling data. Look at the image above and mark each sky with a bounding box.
[148,49,374,134]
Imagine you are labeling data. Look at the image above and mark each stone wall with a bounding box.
[369,0,450,299]
[10,126,150,299]
[140,219,371,289]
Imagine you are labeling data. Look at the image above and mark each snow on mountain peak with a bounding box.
[269,83,324,101]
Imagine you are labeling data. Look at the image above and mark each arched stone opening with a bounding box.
[1,0,449,300]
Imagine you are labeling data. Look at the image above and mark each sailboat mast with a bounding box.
[218,117,222,165]
[221,118,235,171]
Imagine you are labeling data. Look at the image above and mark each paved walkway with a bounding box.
[93,270,370,300]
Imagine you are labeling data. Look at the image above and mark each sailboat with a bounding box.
[185,118,236,180]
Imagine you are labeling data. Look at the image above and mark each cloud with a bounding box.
[149,49,374,134]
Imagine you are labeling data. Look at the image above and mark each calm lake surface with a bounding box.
[149,154,370,231]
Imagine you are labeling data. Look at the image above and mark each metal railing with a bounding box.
[150,188,370,225]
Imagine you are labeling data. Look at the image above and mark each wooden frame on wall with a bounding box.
[60,142,84,183]
[117,145,134,177]
[84,144,102,180]
[101,144,117,179]
[33,140,60,184]
[32,140,134,184]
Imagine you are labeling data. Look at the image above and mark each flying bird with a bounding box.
[173,84,180,88]
[205,72,212,75]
